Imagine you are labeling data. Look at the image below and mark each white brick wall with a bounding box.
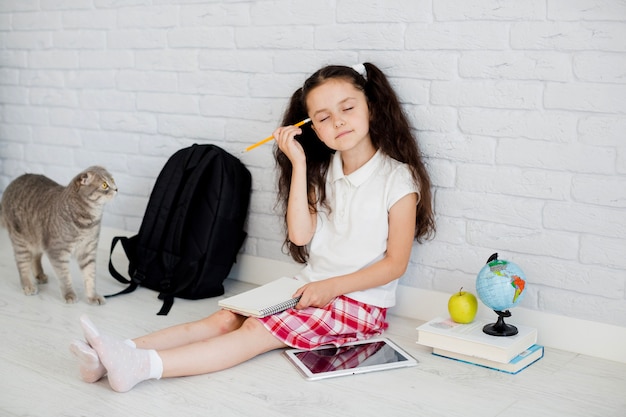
[0,0,625,327]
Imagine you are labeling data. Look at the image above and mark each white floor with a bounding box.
[0,227,625,417]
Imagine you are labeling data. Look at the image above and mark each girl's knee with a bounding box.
[240,317,265,332]
[205,310,246,335]
[240,318,287,349]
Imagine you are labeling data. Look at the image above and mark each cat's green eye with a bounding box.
[102,182,109,190]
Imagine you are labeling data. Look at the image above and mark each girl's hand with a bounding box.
[273,125,306,165]
[293,280,338,309]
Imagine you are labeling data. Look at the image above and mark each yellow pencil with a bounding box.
[243,118,311,153]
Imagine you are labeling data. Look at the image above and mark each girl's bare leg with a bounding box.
[70,310,246,387]
[77,314,286,392]
[133,310,247,350]
[160,317,287,378]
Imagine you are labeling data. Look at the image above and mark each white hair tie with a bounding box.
[351,63,367,81]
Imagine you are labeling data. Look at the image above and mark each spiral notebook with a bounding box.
[218,277,302,318]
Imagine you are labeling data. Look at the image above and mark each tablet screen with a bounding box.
[284,338,417,380]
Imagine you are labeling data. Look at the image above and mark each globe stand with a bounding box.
[483,310,518,337]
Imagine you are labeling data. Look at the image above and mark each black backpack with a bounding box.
[107,144,252,315]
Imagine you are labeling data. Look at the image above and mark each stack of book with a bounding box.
[416,317,543,374]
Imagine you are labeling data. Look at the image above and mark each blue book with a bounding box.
[432,344,544,375]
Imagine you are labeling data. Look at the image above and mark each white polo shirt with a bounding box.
[296,150,419,308]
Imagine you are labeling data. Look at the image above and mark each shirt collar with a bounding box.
[329,149,382,187]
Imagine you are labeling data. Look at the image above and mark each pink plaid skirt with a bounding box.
[257,295,388,350]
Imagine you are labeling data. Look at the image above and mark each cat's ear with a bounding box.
[79,172,93,186]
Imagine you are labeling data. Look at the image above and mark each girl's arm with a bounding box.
[274,125,317,246]
[294,192,418,309]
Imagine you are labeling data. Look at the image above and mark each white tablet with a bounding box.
[283,337,417,381]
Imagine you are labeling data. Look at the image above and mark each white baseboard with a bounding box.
[229,254,626,364]
[392,285,626,364]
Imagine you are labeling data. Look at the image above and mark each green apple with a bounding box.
[448,287,478,324]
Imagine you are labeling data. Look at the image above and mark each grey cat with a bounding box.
[0,166,117,304]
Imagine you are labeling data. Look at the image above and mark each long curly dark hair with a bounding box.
[274,63,435,263]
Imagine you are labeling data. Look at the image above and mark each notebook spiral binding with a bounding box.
[260,296,301,316]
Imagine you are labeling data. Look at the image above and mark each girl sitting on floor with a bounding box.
[70,62,435,392]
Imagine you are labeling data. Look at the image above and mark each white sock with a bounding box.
[80,315,163,393]
[147,350,164,380]
[69,338,136,383]
[69,339,106,383]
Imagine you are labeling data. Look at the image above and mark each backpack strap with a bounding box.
[105,148,192,301]
[105,235,139,298]
[108,236,129,284]
[155,145,220,314]
[156,294,175,316]
[132,147,196,287]
[162,145,218,268]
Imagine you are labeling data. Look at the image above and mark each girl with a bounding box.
[70,62,435,392]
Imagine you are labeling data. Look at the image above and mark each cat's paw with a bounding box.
[35,273,48,284]
[22,285,39,296]
[87,295,106,306]
[64,291,78,304]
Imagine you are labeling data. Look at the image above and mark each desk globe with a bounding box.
[475,253,527,336]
